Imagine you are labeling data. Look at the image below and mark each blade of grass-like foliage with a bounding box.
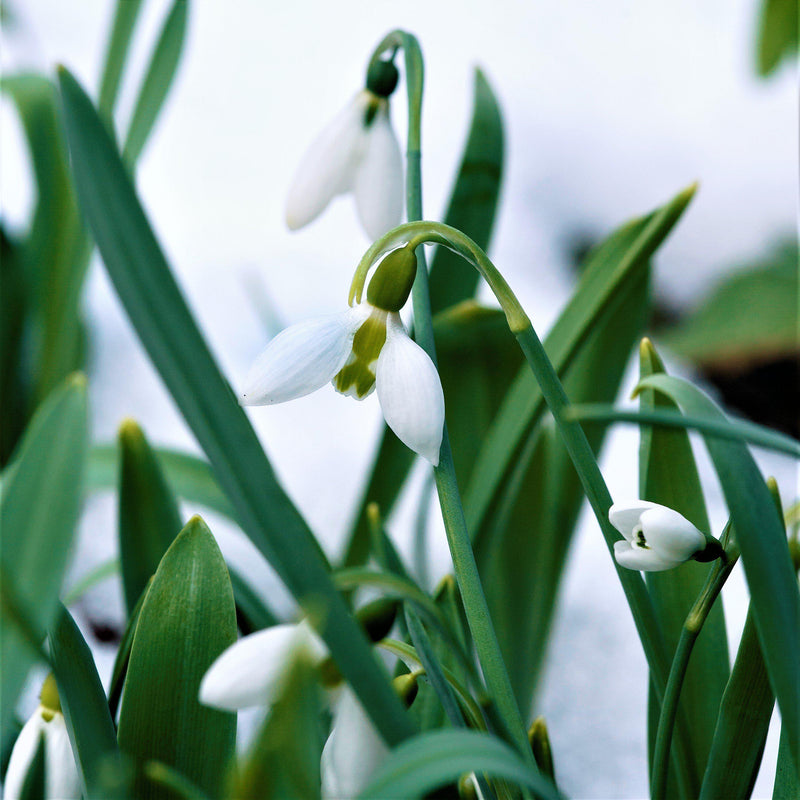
[427,68,503,313]
[341,69,504,567]
[481,265,648,712]
[567,404,800,458]
[48,605,118,796]
[635,373,800,767]
[0,375,88,735]
[98,0,145,117]
[117,517,236,799]
[639,340,728,798]
[58,67,414,745]
[699,610,773,799]
[118,420,183,614]
[122,0,189,165]
[465,186,696,537]
[755,0,798,76]
[232,653,322,800]
[773,726,800,799]
[87,444,237,521]
[1,76,89,405]
[357,730,561,800]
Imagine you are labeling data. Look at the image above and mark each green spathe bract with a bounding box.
[117,516,237,800]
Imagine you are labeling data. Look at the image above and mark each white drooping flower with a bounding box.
[241,246,445,466]
[4,676,81,800]
[609,501,707,572]
[199,621,328,711]
[285,88,403,241]
[320,687,389,800]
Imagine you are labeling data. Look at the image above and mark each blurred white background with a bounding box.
[1,1,796,797]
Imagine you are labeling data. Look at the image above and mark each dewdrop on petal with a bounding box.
[285,59,403,240]
[240,245,444,465]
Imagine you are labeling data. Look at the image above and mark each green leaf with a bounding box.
[19,733,46,800]
[117,419,183,614]
[428,68,504,313]
[661,240,798,367]
[699,610,774,800]
[232,652,322,800]
[635,373,800,766]
[755,0,799,76]
[481,263,649,712]
[98,0,145,117]
[58,66,414,746]
[638,340,729,798]
[341,67,504,567]
[88,444,237,521]
[108,583,148,722]
[0,374,88,735]
[357,730,561,800]
[1,75,89,404]
[773,725,800,799]
[49,605,119,796]
[464,186,696,537]
[117,516,237,799]
[123,0,189,165]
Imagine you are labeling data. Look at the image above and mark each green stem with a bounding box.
[651,550,738,800]
[372,31,535,766]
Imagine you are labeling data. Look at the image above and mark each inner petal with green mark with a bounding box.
[633,525,650,549]
[333,308,387,399]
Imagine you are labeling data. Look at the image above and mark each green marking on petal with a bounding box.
[333,310,387,399]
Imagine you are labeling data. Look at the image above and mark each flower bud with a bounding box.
[392,672,419,708]
[528,716,555,781]
[366,245,418,312]
[356,597,399,643]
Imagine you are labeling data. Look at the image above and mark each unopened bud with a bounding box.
[392,672,419,707]
[457,773,479,800]
[528,716,555,781]
[366,245,417,312]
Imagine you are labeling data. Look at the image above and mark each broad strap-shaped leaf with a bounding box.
[341,68,504,567]
[428,68,504,313]
[0,375,88,736]
[639,339,729,796]
[48,605,119,796]
[117,516,237,799]
[464,186,695,537]
[123,0,189,165]
[117,420,183,614]
[358,729,561,800]
[58,67,414,745]
[635,373,800,766]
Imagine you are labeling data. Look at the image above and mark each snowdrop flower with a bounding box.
[199,621,328,711]
[285,59,403,240]
[609,501,708,571]
[241,245,445,466]
[4,675,81,800]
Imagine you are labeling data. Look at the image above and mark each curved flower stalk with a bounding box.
[4,675,81,800]
[241,245,445,465]
[285,60,403,240]
[609,501,711,571]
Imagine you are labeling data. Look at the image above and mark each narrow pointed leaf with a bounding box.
[635,373,800,765]
[58,67,414,745]
[49,605,119,796]
[639,340,729,794]
[117,516,237,799]
[98,0,145,117]
[118,420,183,614]
[0,375,88,735]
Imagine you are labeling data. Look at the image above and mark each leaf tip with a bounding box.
[118,417,143,443]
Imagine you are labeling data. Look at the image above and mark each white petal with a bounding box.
[613,540,679,572]
[376,315,444,466]
[285,92,370,231]
[640,507,706,561]
[4,710,80,800]
[199,622,328,711]
[608,500,662,541]
[353,104,404,240]
[321,687,388,799]
[241,307,368,405]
